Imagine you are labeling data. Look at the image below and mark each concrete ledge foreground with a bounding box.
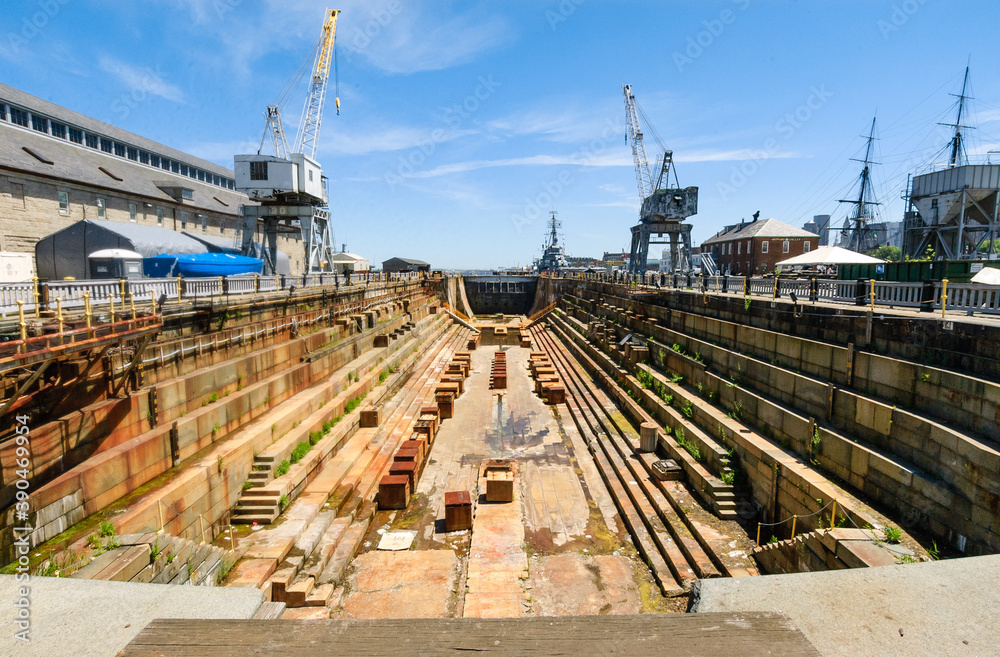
[0,574,263,657]
[690,553,1000,657]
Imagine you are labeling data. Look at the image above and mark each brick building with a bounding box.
[0,82,305,275]
[701,218,819,276]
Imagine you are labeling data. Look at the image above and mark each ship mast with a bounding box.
[838,116,883,253]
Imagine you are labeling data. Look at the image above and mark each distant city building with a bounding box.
[382,256,430,273]
[701,217,819,275]
[601,251,627,270]
[883,221,904,249]
[813,214,832,246]
[0,82,307,274]
[566,256,600,269]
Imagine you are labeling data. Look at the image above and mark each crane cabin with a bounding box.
[234,153,327,205]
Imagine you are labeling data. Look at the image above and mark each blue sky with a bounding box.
[3,0,1000,269]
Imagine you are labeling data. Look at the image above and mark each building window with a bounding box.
[782,240,790,253]
[212,175,220,186]
[308,170,313,182]
[0,103,6,120]
[180,164,188,176]
[127,146,138,161]
[113,142,126,157]
[96,198,106,218]
[250,161,268,181]
[161,158,171,171]
[51,121,66,139]
[197,169,205,181]
[171,161,180,173]
[180,212,187,229]
[200,215,207,233]
[84,132,98,148]
[761,241,768,254]
[155,208,163,226]
[181,188,193,200]
[129,203,137,222]
[150,155,160,168]
[10,107,29,127]
[803,241,811,253]
[228,179,234,190]
[69,127,84,144]
[737,242,742,255]
[10,182,25,209]
[31,114,48,133]
[139,151,149,164]
[100,138,113,153]
[58,191,69,215]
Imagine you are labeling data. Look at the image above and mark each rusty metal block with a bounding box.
[444,490,473,531]
[378,475,410,510]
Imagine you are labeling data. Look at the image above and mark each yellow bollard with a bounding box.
[56,297,64,343]
[84,291,92,328]
[772,276,779,300]
[869,279,875,311]
[31,276,40,318]
[218,276,223,295]
[130,294,136,321]
[830,499,838,530]
[756,523,762,545]
[119,278,126,300]
[176,276,183,301]
[109,294,116,326]
[791,515,798,538]
[17,301,26,353]
[941,279,948,318]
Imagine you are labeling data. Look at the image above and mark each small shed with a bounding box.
[88,249,144,279]
[382,257,430,273]
[330,252,370,274]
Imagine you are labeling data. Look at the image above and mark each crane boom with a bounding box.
[294,8,339,160]
[259,105,291,159]
[623,84,654,201]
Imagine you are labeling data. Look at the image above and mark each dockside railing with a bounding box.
[0,271,423,316]
[547,270,1000,316]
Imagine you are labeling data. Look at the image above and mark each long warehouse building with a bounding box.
[0,82,306,275]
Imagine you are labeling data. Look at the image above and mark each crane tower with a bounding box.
[235,8,340,274]
[622,84,698,275]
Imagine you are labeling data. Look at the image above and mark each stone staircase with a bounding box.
[59,531,233,586]
[233,489,282,525]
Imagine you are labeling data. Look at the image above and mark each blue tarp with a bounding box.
[143,253,263,278]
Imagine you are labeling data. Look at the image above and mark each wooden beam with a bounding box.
[121,613,819,656]
[111,334,153,398]
[0,359,53,418]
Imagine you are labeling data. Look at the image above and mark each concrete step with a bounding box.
[232,512,279,525]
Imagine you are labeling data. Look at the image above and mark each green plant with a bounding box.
[720,470,735,485]
[278,494,289,509]
[290,441,311,464]
[897,554,918,564]
[767,535,779,545]
[919,372,930,382]
[636,369,654,390]
[149,541,162,560]
[104,537,121,550]
[275,460,290,477]
[693,352,703,363]
[99,521,115,537]
[242,481,254,491]
[671,343,684,355]
[810,426,822,464]
[187,564,194,580]
[927,541,939,561]
[669,373,684,384]
[674,426,701,461]
[681,401,694,418]
[166,554,175,564]
[87,534,101,549]
[212,422,221,436]
[744,296,752,313]
[883,525,903,544]
[707,390,719,404]
[217,455,225,472]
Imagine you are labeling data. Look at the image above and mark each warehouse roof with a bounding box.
[0,122,246,215]
[0,82,233,179]
[702,218,817,245]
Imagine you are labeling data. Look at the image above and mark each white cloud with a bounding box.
[98,56,186,103]
[322,125,477,156]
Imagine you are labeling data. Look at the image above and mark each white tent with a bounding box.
[776,246,885,267]
[970,266,1000,285]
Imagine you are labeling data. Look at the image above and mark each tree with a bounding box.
[866,245,902,262]
[977,239,1000,255]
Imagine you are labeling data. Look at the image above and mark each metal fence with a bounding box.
[549,271,1000,316]
[0,271,422,316]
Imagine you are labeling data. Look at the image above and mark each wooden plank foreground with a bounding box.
[119,612,819,656]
